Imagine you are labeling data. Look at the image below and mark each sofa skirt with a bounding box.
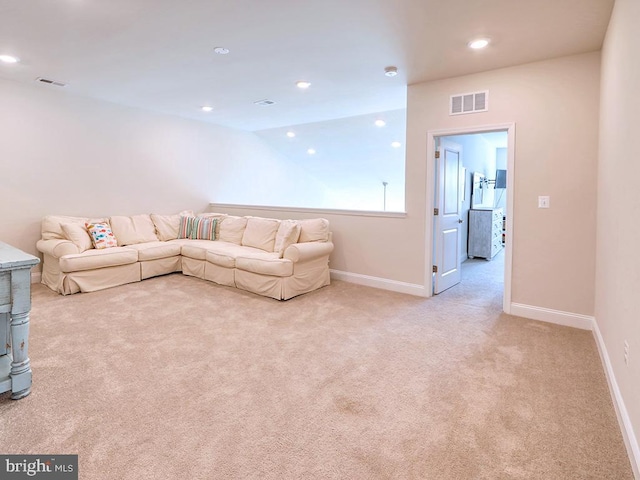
[61,263,141,295]
[141,257,181,280]
[181,257,206,279]
[204,263,235,287]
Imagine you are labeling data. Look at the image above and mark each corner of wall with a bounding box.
[592,319,640,479]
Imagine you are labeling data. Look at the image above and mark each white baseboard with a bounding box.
[31,272,42,285]
[330,269,426,297]
[510,302,593,330]
[592,320,640,479]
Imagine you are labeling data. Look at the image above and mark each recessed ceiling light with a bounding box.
[213,47,230,55]
[307,148,316,155]
[201,105,213,112]
[374,120,386,127]
[296,81,311,89]
[468,39,490,49]
[286,131,296,138]
[0,55,19,64]
[391,141,402,148]
[384,66,398,77]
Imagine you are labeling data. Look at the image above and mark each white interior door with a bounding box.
[433,138,463,294]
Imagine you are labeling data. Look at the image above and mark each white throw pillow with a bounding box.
[273,220,301,257]
[61,223,93,253]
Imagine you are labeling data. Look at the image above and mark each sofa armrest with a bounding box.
[36,239,80,258]
[284,241,334,263]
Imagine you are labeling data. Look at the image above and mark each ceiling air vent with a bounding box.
[450,90,488,115]
[254,99,276,106]
[36,77,67,87]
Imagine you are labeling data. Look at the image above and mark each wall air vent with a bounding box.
[254,99,276,106]
[36,77,67,87]
[450,90,488,115]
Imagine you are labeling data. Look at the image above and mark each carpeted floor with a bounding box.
[0,257,633,479]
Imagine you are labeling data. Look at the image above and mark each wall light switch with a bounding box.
[538,196,550,208]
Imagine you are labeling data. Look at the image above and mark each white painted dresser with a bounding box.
[0,242,40,400]
[468,208,503,260]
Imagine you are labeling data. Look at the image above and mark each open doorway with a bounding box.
[426,124,514,314]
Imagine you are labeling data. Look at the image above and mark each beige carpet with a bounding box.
[0,261,633,479]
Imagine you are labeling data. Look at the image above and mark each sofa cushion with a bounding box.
[242,217,280,252]
[86,222,118,249]
[181,240,226,260]
[299,218,330,242]
[124,241,182,261]
[59,247,138,273]
[274,220,302,257]
[218,216,248,244]
[204,242,279,268]
[110,215,159,246]
[151,211,195,241]
[236,256,293,277]
[61,223,93,253]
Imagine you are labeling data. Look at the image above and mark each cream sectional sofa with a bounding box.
[36,212,334,300]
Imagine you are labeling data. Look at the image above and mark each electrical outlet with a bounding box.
[624,341,629,366]
[538,196,550,208]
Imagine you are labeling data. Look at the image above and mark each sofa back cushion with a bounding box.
[110,214,159,246]
[151,210,195,241]
[299,218,330,243]
[218,216,248,244]
[242,217,281,252]
[273,220,302,257]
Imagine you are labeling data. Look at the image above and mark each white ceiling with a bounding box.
[0,0,614,132]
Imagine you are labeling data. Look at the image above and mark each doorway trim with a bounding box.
[424,122,515,314]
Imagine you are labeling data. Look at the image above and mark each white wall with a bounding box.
[596,0,640,472]
[211,53,601,312]
[407,52,600,315]
[0,77,313,263]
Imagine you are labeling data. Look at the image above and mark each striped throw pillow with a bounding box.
[189,217,216,240]
[178,215,216,240]
[178,216,196,239]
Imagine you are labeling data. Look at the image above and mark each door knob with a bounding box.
[458,219,463,224]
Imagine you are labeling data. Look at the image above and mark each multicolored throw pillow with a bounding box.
[85,222,118,249]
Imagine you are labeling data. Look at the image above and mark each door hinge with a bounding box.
[434,208,439,216]
[435,150,440,159]
[432,265,438,273]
